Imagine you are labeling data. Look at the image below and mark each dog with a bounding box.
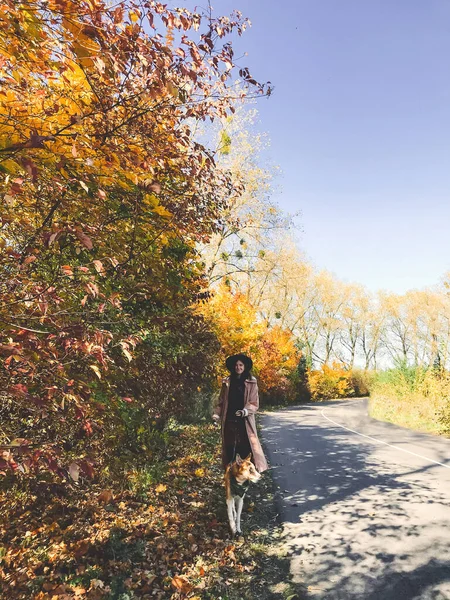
[224,453,261,536]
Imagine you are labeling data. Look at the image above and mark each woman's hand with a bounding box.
[235,409,248,418]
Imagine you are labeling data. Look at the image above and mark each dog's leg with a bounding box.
[226,498,236,535]
[235,495,244,535]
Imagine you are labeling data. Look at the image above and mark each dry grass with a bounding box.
[369,367,450,435]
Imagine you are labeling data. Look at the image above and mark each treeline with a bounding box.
[203,167,450,372]
[200,109,450,417]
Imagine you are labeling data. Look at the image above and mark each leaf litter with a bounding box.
[0,424,304,599]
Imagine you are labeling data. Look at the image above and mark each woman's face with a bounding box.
[235,360,245,375]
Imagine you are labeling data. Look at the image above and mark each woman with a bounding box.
[213,354,268,473]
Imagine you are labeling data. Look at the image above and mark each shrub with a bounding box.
[307,362,354,401]
[350,369,375,397]
[256,326,302,404]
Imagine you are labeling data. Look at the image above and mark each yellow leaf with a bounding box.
[155,484,167,493]
[1,159,21,174]
[89,364,102,379]
[152,205,172,218]
[166,82,179,98]
[143,193,159,208]
[171,576,192,594]
[120,344,133,362]
[194,468,205,478]
[129,10,140,23]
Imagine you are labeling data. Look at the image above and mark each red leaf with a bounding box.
[9,384,28,397]
[83,421,93,436]
[80,460,95,479]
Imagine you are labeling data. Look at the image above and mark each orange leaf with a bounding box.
[97,489,113,503]
[61,265,74,276]
[73,539,90,558]
[171,576,192,594]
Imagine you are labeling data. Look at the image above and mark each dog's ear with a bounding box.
[245,453,252,462]
[235,454,242,465]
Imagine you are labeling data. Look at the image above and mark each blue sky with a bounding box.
[181,0,450,293]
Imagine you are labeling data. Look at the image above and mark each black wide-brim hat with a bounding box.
[226,353,253,372]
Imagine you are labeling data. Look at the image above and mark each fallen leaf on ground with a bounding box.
[171,575,193,594]
[97,490,113,503]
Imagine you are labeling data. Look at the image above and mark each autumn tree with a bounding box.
[199,284,300,401]
[247,239,311,325]
[381,292,417,365]
[338,284,368,368]
[200,105,294,290]
[309,271,346,365]
[0,0,270,475]
[360,294,386,370]
[381,290,450,369]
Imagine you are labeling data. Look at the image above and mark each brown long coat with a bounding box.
[214,375,268,473]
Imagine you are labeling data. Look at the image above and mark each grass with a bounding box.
[369,366,450,436]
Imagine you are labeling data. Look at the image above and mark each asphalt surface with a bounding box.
[260,399,450,600]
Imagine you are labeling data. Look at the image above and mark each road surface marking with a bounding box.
[320,407,450,471]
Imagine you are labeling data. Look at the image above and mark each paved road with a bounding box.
[261,399,450,600]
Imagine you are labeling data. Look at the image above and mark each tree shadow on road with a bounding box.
[261,404,450,599]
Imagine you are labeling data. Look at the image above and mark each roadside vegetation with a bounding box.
[303,362,450,438]
[1,423,305,599]
[369,365,450,435]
